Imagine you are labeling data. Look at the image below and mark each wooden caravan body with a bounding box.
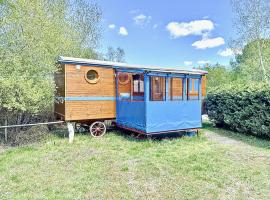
[55,56,207,134]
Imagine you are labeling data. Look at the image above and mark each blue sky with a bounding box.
[97,0,235,68]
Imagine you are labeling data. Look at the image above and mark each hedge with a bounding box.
[206,83,270,138]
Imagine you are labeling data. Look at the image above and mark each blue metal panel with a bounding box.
[145,100,202,133]
[133,96,144,101]
[116,68,145,74]
[65,97,115,101]
[186,75,202,79]
[144,75,150,102]
[147,72,168,77]
[116,101,146,132]
[168,74,186,78]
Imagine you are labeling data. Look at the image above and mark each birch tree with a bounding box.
[231,0,270,82]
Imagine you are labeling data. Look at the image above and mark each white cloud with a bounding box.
[184,61,193,66]
[133,14,151,26]
[166,20,214,38]
[197,60,211,65]
[119,26,128,36]
[217,48,234,57]
[192,37,225,49]
[108,24,116,29]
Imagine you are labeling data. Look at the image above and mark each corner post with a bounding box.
[67,122,74,143]
[144,73,150,133]
[144,73,150,102]
[115,70,119,114]
[166,76,170,101]
[183,76,187,101]
[198,77,202,100]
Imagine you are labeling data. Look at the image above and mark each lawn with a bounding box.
[0,126,269,200]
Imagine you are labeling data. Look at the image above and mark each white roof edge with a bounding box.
[58,56,208,75]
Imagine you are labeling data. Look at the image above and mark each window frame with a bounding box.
[150,76,166,101]
[85,69,100,84]
[132,74,144,97]
[187,78,200,100]
[118,72,130,85]
[170,77,184,101]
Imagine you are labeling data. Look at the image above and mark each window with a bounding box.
[170,78,183,100]
[150,76,165,101]
[117,73,144,101]
[133,74,144,101]
[187,78,199,100]
[85,69,99,84]
[118,72,130,84]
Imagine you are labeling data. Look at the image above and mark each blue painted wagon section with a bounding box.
[116,68,205,134]
[116,101,146,132]
[145,101,202,133]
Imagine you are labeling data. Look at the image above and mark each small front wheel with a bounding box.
[89,121,106,137]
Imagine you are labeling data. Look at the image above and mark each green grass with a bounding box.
[203,121,270,150]
[0,129,270,200]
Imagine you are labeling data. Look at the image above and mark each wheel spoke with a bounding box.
[89,122,106,137]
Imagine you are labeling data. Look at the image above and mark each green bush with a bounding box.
[206,83,270,138]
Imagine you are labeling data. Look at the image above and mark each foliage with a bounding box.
[0,131,269,199]
[231,0,270,82]
[233,39,270,82]
[206,83,270,137]
[202,64,236,90]
[105,46,126,62]
[0,0,102,124]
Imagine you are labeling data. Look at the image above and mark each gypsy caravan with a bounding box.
[55,56,207,137]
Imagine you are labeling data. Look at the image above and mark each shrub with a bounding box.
[206,83,270,138]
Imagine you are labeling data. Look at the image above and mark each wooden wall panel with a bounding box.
[171,78,183,98]
[202,75,206,97]
[150,77,166,101]
[65,101,116,121]
[66,64,116,97]
[118,76,131,95]
[54,64,65,117]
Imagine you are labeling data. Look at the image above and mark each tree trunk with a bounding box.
[256,40,268,82]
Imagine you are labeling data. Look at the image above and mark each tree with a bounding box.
[203,63,235,90]
[105,46,125,62]
[0,0,102,126]
[231,0,270,82]
[234,39,270,81]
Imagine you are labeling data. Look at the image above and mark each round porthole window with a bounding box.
[118,72,130,84]
[85,69,99,84]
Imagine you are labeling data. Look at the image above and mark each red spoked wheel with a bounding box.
[89,121,107,137]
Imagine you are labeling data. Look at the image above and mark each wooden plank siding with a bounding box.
[64,64,116,121]
[65,65,115,97]
[65,101,116,121]
[118,74,131,95]
[170,78,183,99]
[170,76,206,99]
[202,75,206,97]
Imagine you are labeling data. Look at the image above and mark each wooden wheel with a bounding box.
[89,121,106,137]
